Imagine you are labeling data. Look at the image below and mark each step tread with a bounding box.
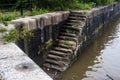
[66,19,83,23]
[58,35,77,39]
[52,47,73,54]
[62,25,82,31]
[45,59,59,65]
[47,54,63,60]
[60,32,76,37]
[43,63,65,71]
[69,15,87,18]
[64,22,85,28]
[57,44,76,50]
[45,58,65,66]
[58,36,77,42]
[55,40,76,49]
[50,50,68,57]
[57,40,76,45]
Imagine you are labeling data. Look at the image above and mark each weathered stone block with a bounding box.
[11,18,37,31]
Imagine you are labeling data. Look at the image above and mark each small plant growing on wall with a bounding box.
[0,27,7,33]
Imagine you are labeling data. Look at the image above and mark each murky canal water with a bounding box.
[63,16,120,80]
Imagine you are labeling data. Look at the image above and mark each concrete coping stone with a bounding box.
[10,11,70,31]
[0,41,53,80]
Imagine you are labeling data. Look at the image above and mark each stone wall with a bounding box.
[10,11,70,65]
[79,2,120,52]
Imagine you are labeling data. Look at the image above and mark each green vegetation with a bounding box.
[45,39,53,49]
[0,0,119,11]
[66,29,71,33]
[0,27,33,42]
[0,11,20,26]
[0,27,7,33]
[23,8,48,16]
[0,8,48,26]
[0,0,119,25]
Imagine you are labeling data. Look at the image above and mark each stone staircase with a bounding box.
[43,11,87,71]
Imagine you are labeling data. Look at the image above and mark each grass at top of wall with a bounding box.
[71,3,93,10]
[0,2,93,26]
[0,8,48,26]
[0,11,20,26]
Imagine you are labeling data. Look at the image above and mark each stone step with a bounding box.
[49,50,68,57]
[65,22,75,26]
[58,36,77,42]
[62,25,81,31]
[60,32,77,37]
[68,17,86,21]
[60,29,77,34]
[66,19,82,23]
[64,22,84,27]
[54,42,75,50]
[52,47,73,54]
[47,54,63,61]
[45,59,65,66]
[58,40,76,46]
[47,53,71,62]
[43,63,66,71]
[54,40,77,50]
